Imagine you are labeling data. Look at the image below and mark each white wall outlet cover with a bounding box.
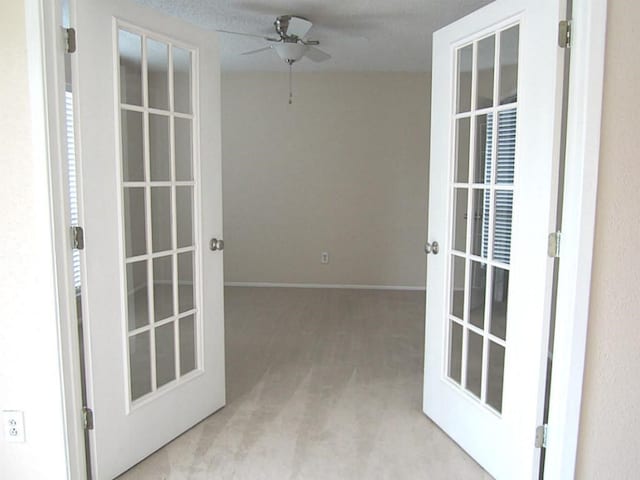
[3,410,25,443]
[321,252,329,264]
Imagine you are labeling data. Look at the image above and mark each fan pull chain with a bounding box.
[288,62,293,105]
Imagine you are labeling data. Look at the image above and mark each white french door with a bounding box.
[72,0,225,478]
[423,0,565,478]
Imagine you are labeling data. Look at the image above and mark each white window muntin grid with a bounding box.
[445,23,520,415]
[115,21,203,410]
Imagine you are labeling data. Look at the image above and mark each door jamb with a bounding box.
[30,0,88,478]
[544,0,607,477]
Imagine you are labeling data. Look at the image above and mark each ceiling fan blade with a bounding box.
[217,29,279,42]
[240,46,272,56]
[287,17,312,39]
[305,46,331,63]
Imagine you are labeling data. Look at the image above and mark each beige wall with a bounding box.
[576,1,640,477]
[0,1,68,478]
[221,72,431,287]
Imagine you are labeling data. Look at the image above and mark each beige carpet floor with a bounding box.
[118,287,490,480]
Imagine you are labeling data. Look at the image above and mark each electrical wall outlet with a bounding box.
[321,252,329,264]
[3,410,25,443]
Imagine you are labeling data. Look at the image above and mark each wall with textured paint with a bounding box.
[576,1,640,476]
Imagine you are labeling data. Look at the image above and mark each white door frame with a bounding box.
[30,0,606,477]
[27,0,88,477]
[544,0,607,477]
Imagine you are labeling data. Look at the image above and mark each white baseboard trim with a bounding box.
[224,282,426,291]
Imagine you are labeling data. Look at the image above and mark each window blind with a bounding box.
[482,109,516,264]
[65,90,82,289]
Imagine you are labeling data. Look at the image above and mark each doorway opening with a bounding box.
[40,0,604,480]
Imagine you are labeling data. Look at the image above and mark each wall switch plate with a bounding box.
[321,252,329,264]
[3,410,25,443]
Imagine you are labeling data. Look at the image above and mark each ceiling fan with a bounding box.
[218,15,331,104]
[218,15,332,65]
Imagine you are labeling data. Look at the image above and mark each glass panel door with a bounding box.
[74,1,225,474]
[446,25,519,414]
[423,2,565,477]
[118,27,199,404]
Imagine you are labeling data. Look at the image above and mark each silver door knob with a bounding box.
[210,238,224,251]
[425,241,439,255]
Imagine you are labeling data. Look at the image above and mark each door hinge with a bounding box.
[548,231,561,258]
[64,27,77,53]
[82,407,94,430]
[71,226,84,250]
[558,20,572,48]
[535,424,548,448]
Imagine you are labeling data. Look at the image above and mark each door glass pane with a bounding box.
[455,117,471,183]
[487,341,505,412]
[490,267,509,340]
[474,114,493,184]
[173,47,192,114]
[151,187,172,253]
[469,261,486,329]
[470,189,488,258]
[476,35,495,109]
[175,118,193,181]
[499,25,519,105]
[496,109,517,184]
[147,38,169,110]
[450,255,466,320]
[456,45,473,113]
[129,332,152,401]
[119,30,142,106]
[448,320,463,384]
[155,322,176,388]
[153,255,173,322]
[178,251,194,313]
[121,110,144,181]
[126,261,149,330]
[466,330,483,399]
[123,187,147,258]
[149,114,171,181]
[493,190,513,264]
[179,314,197,375]
[452,188,468,252]
[176,186,194,248]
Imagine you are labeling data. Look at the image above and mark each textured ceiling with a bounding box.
[136,0,494,72]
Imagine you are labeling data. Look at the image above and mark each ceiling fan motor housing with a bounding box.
[274,15,309,40]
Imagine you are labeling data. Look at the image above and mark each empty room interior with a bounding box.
[3,0,640,479]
